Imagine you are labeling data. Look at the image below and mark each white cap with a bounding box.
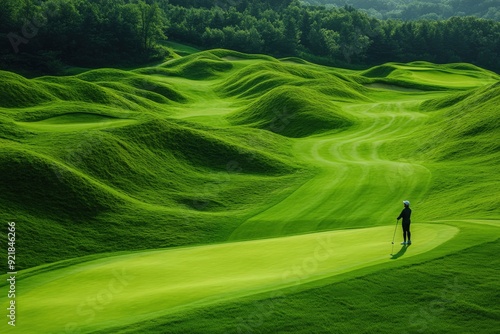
[403,200,410,206]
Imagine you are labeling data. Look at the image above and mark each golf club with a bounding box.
[391,219,398,255]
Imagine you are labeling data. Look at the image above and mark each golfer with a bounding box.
[397,200,412,245]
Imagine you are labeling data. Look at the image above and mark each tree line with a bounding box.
[0,0,168,74]
[166,0,499,71]
[303,0,500,21]
[1,0,499,74]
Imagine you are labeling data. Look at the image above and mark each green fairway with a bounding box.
[0,49,498,333]
[17,113,137,132]
[230,100,433,239]
[8,224,457,333]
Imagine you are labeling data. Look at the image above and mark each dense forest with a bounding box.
[303,0,500,21]
[1,0,499,74]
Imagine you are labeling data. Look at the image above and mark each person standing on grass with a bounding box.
[397,200,412,245]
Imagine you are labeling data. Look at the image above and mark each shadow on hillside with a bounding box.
[391,245,409,259]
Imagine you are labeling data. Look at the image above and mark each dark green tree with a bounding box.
[137,0,167,52]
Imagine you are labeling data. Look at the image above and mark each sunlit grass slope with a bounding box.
[14,224,457,334]
[119,222,498,334]
[0,48,498,333]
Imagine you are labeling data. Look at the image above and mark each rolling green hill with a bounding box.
[0,49,499,333]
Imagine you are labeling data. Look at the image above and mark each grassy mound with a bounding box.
[0,147,118,221]
[159,51,234,79]
[0,118,301,268]
[0,114,27,140]
[362,61,498,91]
[0,69,189,115]
[419,90,474,110]
[76,68,137,82]
[209,48,276,61]
[126,78,186,102]
[77,69,187,104]
[35,76,115,104]
[0,71,55,107]
[361,63,398,78]
[280,57,311,64]
[7,102,138,124]
[219,61,369,103]
[133,51,239,80]
[219,69,298,98]
[111,118,296,175]
[31,113,120,124]
[227,86,354,138]
[417,82,500,161]
[220,61,326,96]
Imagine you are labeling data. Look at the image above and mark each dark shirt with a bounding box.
[397,207,412,224]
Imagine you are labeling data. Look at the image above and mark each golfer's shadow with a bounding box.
[391,245,410,259]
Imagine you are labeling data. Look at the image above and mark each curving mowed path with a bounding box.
[230,100,432,239]
[11,224,457,333]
